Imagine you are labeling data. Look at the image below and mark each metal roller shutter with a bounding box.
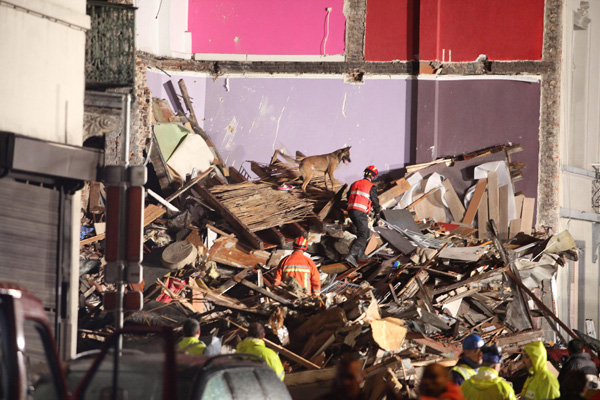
[0,178,60,312]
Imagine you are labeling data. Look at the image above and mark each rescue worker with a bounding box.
[558,339,597,386]
[274,236,321,296]
[520,340,560,400]
[461,344,516,400]
[451,334,484,385]
[178,318,206,355]
[236,322,285,381]
[345,165,381,268]
[419,363,466,400]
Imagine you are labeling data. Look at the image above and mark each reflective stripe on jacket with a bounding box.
[274,250,321,295]
[452,364,477,381]
[461,366,516,400]
[236,338,285,381]
[348,179,374,214]
[178,337,206,355]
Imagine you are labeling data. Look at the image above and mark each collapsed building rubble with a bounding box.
[78,96,582,398]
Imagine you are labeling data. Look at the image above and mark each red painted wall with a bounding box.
[365,0,545,62]
[365,0,412,62]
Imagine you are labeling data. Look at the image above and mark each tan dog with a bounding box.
[280,146,351,192]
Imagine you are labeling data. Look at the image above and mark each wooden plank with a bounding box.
[207,237,269,269]
[235,277,294,306]
[521,197,535,235]
[80,205,166,246]
[406,187,440,209]
[317,184,348,220]
[228,166,248,183]
[509,219,522,239]
[514,194,525,218]
[498,185,510,240]
[478,191,489,239]
[487,171,500,225]
[259,227,286,248]
[432,266,509,295]
[149,132,173,191]
[506,270,579,341]
[463,179,487,225]
[216,268,252,294]
[195,184,264,250]
[379,178,411,205]
[165,167,213,202]
[283,222,307,238]
[435,288,480,306]
[285,368,336,386]
[88,182,105,214]
[442,179,466,222]
[226,319,321,370]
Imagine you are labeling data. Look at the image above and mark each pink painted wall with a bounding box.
[188,0,346,55]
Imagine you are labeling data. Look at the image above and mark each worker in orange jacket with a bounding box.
[345,165,381,268]
[274,237,321,295]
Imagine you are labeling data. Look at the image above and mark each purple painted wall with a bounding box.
[146,70,541,197]
[146,72,208,129]
[415,78,541,198]
[202,77,411,184]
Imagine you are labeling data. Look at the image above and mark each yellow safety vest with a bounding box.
[452,364,477,381]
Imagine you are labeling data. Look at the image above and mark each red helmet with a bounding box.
[364,165,378,177]
[293,236,308,250]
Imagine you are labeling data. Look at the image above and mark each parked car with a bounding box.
[0,282,291,399]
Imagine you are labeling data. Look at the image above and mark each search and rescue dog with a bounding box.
[277,146,352,192]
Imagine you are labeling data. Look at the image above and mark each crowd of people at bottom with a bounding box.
[176,317,600,400]
[419,333,600,400]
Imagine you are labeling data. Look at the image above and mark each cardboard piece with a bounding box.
[167,134,215,179]
[370,317,407,352]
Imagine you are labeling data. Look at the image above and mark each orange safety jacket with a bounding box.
[348,179,374,214]
[274,250,321,295]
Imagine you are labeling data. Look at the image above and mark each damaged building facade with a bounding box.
[4,0,600,394]
[120,0,600,338]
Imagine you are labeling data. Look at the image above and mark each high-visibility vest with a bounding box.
[452,364,477,381]
[274,251,321,295]
[348,179,374,214]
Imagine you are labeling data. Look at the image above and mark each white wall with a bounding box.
[0,0,89,145]
[558,0,600,337]
[0,0,88,358]
[135,0,191,58]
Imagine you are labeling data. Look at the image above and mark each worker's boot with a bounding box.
[344,254,358,268]
[357,252,368,261]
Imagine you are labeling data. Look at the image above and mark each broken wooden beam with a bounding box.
[233,276,294,306]
[378,178,411,205]
[195,184,265,250]
[317,184,348,221]
[165,166,214,203]
[506,270,579,341]
[227,319,321,370]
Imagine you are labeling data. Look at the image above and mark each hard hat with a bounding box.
[293,236,308,251]
[481,344,502,363]
[463,334,484,350]
[364,165,378,177]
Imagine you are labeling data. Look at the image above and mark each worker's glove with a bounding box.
[374,213,382,226]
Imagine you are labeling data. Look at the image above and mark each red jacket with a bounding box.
[348,179,375,214]
[419,383,465,400]
[274,250,321,295]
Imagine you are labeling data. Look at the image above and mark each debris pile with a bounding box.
[78,95,579,397]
